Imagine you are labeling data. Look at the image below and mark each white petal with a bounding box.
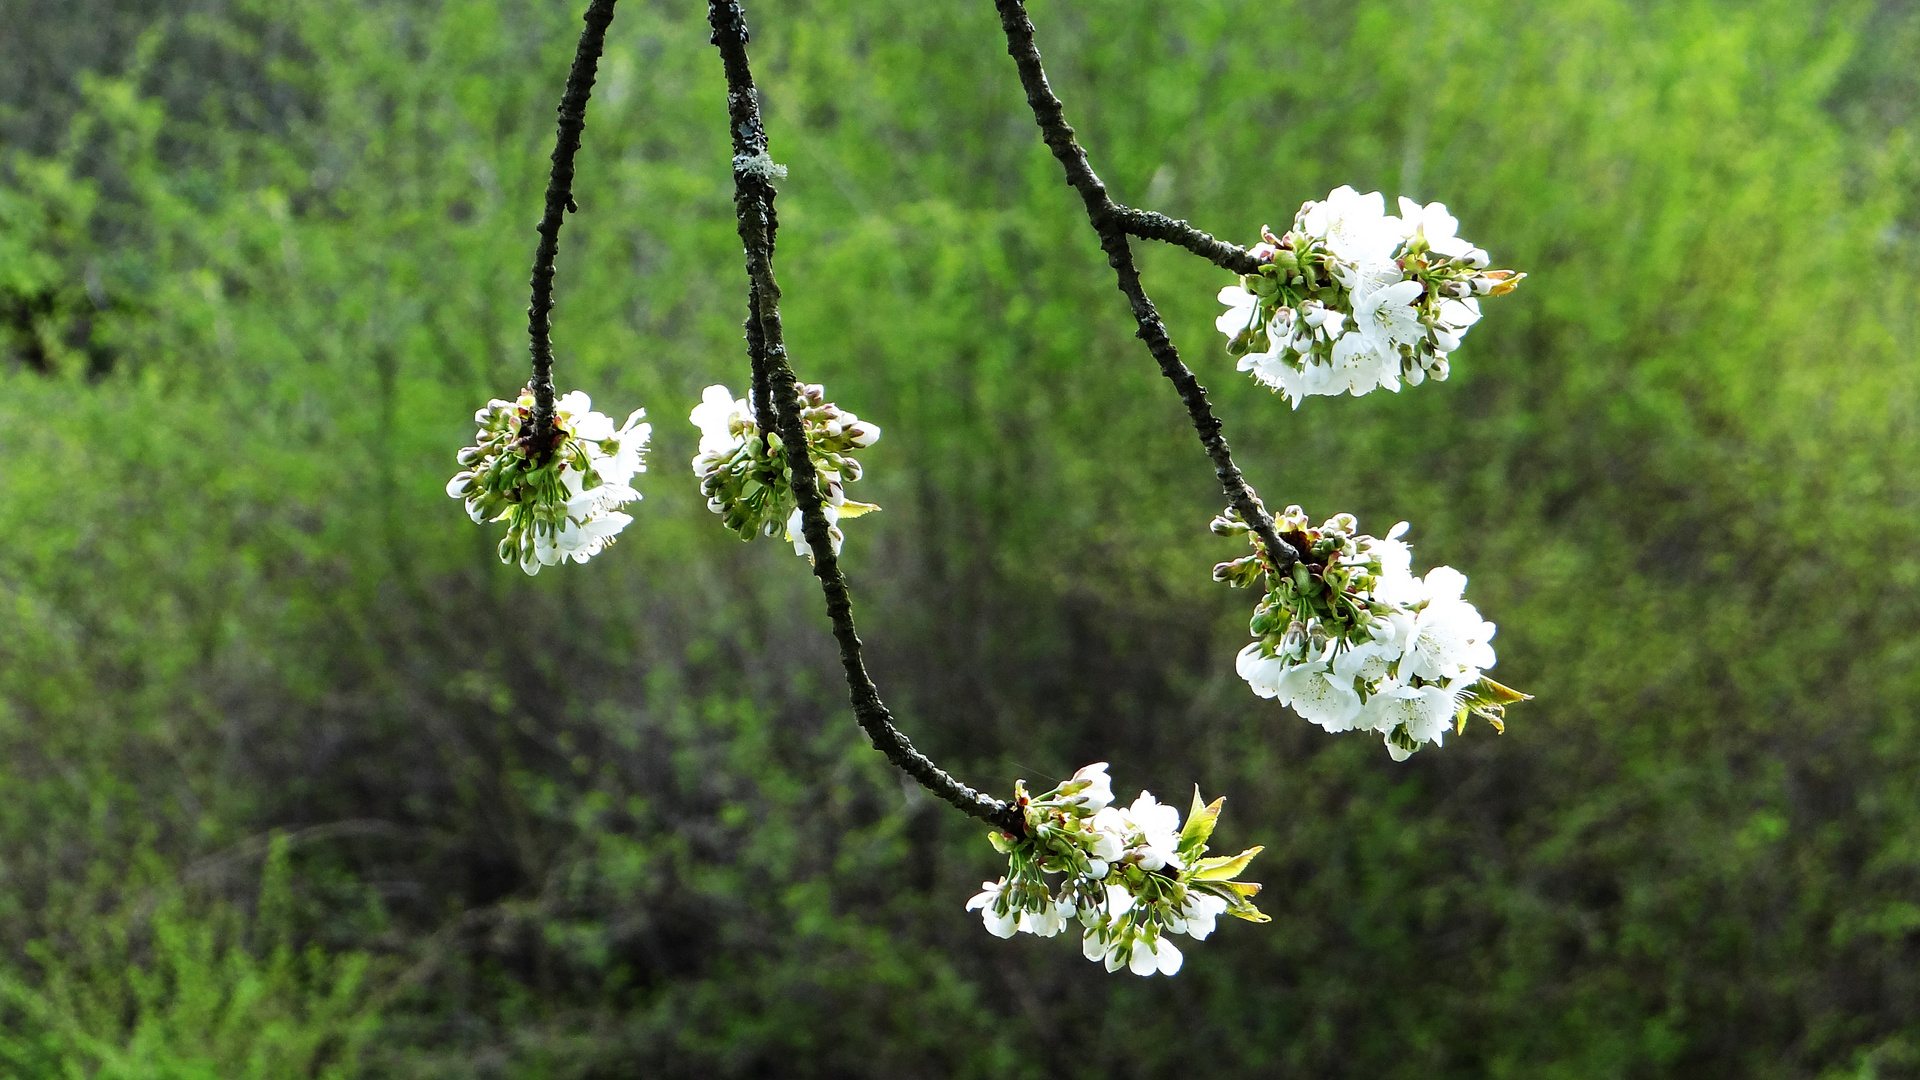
[1129,943,1159,976]
[1154,939,1184,976]
[1279,664,1364,730]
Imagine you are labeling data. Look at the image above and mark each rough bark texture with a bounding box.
[992,0,1300,570]
[525,0,619,457]
[1113,205,1264,276]
[709,0,1023,833]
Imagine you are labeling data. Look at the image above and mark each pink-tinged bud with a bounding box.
[1261,224,1284,248]
[1249,242,1278,263]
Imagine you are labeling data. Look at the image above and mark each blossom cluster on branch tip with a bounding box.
[689,382,881,561]
[1216,187,1525,407]
[1214,506,1529,759]
[447,388,649,575]
[966,763,1267,976]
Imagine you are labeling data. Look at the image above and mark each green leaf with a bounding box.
[1180,789,1222,852]
[1195,880,1271,921]
[1191,845,1263,881]
[1470,675,1532,706]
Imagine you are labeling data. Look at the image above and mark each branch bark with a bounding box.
[1112,205,1263,276]
[525,0,620,458]
[708,0,1023,834]
[990,0,1300,570]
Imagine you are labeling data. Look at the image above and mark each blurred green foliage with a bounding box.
[1,0,1918,1075]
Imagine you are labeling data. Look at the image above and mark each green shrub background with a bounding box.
[1,0,1918,1075]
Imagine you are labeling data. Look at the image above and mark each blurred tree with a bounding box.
[0,0,1915,1076]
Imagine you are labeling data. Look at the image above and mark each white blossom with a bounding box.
[1219,507,1522,759]
[693,382,881,557]
[1215,285,1263,340]
[690,384,751,462]
[1178,891,1230,941]
[1216,187,1524,405]
[1018,898,1070,938]
[1391,567,1499,685]
[1131,936,1183,976]
[1068,761,1115,811]
[449,387,649,575]
[1360,680,1456,740]
[785,504,844,562]
[1093,791,1185,873]
[1235,641,1288,698]
[1350,274,1425,358]
[1300,185,1398,265]
[972,764,1267,975]
[1392,197,1475,258]
[1277,659,1365,731]
[965,880,1019,939]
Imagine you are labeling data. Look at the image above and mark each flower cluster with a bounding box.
[689,382,881,560]
[447,387,650,575]
[966,763,1268,976]
[1215,506,1528,759]
[1216,186,1524,406]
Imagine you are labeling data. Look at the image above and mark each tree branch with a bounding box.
[525,0,620,458]
[990,0,1300,571]
[1112,205,1263,276]
[708,0,1024,834]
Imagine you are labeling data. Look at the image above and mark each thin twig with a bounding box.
[525,0,620,458]
[708,0,1024,834]
[1112,205,1263,276]
[991,0,1300,570]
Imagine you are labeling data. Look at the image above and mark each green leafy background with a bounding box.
[1,0,1916,1075]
